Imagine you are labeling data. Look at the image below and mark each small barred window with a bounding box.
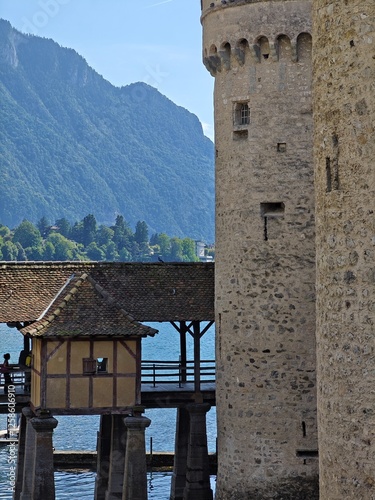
[240,103,250,125]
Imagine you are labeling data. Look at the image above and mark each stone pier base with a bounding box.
[183,403,213,500]
[123,412,151,500]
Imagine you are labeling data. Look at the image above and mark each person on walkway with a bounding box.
[1,353,12,394]
[18,349,31,392]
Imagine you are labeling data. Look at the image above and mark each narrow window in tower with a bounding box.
[277,143,287,152]
[326,157,332,192]
[234,101,250,127]
[260,202,285,241]
[332,158,339,190]
[240,103,250,125]
[264,216,268,241]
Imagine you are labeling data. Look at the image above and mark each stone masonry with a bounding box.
[201,1,319,498]
[313,1,375,498]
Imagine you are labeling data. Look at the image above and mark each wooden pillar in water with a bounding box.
[183,403,212,500]
[192,322,201,395]
[105,414,127,500]
[179,322,187,384]
[95,414,112,500]
[170,406,190,500]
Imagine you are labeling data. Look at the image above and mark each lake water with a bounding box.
[0,322,217,499]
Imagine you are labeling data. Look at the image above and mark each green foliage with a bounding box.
[0,20,215,242]
[0,214,205,263]
[1,241,18,260]
[13,220,43,249]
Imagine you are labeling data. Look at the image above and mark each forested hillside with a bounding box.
[0,19,214,242]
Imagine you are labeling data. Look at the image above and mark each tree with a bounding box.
[134,221,149,245]
[150,233,159,246]
[71,221,84,244]
[0,225,11,239]
[25,245,44,261]
[112,215,134,251]
[86,242,105,261]
[119,247,132,261]
[170,237,183,261]
[15,242,27,261]
[55,218,71,238]
[1,241,19,261]
[43,241,55,260]
[46,233,79,261]
[182,238,198,262]
[104,241,119,261]
[82,214,97,247]
[96,225,114,247]
[158,233,170,260]
[13,220,42,249]
[37,216,50,237]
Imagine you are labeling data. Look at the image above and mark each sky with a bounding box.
[0,0,215,139]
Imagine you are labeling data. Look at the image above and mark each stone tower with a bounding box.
[201,0,318,498]
[313,1,375,499]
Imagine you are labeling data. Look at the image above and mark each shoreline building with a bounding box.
[201,0,318,498]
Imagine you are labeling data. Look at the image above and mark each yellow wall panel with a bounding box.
[70,341,90,374]
[46,378,66,408]
[117,377,137,407]
[47,341,67,375]
[70,378,89,408]
[32,339,42,372]
[93,377,113,407]
[117,340,137,373]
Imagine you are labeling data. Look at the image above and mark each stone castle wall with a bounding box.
[313,1,375,498]
[202,1,319,498]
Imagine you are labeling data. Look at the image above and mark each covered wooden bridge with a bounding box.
[0,261,215,500]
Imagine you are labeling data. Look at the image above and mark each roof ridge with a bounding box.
[86,275,140,326]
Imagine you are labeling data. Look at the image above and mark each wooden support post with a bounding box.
[193,321,201,396]
[179,322,187,384]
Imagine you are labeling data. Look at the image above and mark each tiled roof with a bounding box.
[0,262,214,323]
[20,273,157,338]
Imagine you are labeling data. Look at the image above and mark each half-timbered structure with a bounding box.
[0,262,214,500]
[20,273,156,415]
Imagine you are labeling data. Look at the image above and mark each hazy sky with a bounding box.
[0,0,215,139]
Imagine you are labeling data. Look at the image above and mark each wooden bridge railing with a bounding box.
[0,365,31,394]
[141,359,215,388]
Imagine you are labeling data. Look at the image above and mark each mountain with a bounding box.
[0,19,214,242]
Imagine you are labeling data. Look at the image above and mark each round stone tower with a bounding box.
[201,1,318,498]
[313,1,375,498]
